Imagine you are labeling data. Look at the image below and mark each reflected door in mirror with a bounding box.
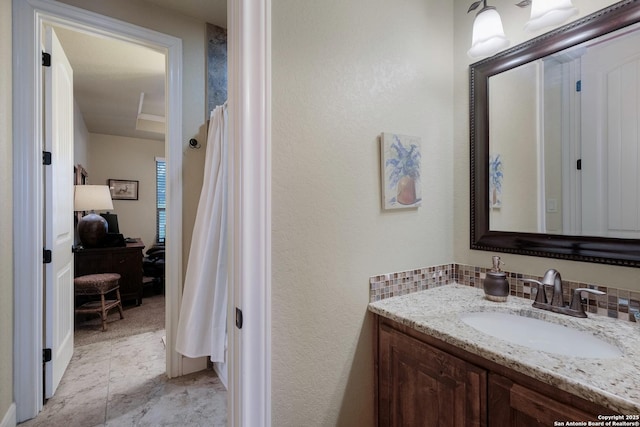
[582,29,640,239]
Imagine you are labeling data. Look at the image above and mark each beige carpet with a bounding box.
[74,293,165,347]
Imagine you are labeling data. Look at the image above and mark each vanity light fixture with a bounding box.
[467,0,510,58]
[468,0,579,58]
[517,0,579,32]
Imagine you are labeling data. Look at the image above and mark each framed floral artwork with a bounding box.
[489,154,503,208]
[381,133,422,210]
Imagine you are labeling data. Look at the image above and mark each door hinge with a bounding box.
[576,80,581,92]
[235,307,243,329]
[43,249,52,264]
[577,159,582,170]
[43,151,52,165]
[42,52,51,67]
[43,348,52,363]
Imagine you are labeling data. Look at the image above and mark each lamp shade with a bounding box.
[468,7,510,58]
[74,185,114,212]
[524,0,578,32]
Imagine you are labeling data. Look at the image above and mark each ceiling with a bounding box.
[54,26,167,141]
[55,0,227,142]
[144,0,227,29]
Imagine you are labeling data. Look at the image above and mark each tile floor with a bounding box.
[19,330,227,427]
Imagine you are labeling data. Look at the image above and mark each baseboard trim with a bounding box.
[0,403,16,427]
[181,355,207,376]
[213,361,228,390]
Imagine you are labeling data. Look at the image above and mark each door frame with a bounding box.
[227,1,272,425]
[12,0,183,421]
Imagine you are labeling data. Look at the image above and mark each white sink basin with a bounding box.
[460,312,622,359]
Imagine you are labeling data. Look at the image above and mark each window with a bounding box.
[156,158,166,243]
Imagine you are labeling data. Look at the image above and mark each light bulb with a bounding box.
[468,7,510,58]
[524,0,578,32]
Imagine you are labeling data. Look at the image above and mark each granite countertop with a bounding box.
[368,284,640,415]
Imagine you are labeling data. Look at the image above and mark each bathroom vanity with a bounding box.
[372,3,640,424]
[369,285,640,426]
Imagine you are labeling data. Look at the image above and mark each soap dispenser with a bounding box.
[483,255,509,302]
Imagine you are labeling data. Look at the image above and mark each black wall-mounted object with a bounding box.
[235,307,243,329]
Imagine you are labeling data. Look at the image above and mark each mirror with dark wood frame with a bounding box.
[470,0,640,267]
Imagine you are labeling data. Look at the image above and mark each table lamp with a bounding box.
[74,185,114,247]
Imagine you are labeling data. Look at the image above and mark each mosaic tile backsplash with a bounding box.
[369,264,455,301]
[369,263,640,323]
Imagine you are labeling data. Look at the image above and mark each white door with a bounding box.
[43,26,75,398]
[581,29,640,238]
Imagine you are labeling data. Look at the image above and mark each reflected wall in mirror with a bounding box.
[470,0,640,267]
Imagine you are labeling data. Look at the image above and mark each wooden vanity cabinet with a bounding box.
[378,322,486,426]
[375,316,614,427]
[488,373,602,426]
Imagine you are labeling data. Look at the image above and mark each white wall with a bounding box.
[272,0,454,424]
[453,0,640,289]
[88,133,164,250]
[543,60,564,233]
[489,62,539,232]
[0,0,14,422]
[73,100,89,169]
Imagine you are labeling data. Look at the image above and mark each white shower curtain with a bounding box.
[176,102,228,363]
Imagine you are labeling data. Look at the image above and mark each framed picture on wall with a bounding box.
[380,133,422,210]
[108,179,139,200]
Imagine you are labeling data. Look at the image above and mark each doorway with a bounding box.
[13,1,183,421]
[15,0,272,425]
[52,19,167,345]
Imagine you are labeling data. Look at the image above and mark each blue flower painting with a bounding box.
[489,154,503,208]
[381,133,422,209]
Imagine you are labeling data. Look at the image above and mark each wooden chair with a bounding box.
[74,273,124,331]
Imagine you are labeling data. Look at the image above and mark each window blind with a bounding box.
[156,159,166,243]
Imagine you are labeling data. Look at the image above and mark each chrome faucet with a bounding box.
[523,269,604,318]
[542,269,564,307]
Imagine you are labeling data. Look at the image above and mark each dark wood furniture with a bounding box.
[376,316,614,426]
[74,239,145,305]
